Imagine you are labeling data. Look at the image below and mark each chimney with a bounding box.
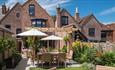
[55,4,61,28]
[75,8,81,22]
[2,4,7,14]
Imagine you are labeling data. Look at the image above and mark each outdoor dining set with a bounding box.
[37,51,67,67]
[17,28,73,67]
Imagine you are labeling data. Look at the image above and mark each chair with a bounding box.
[57,53,66,67]
[40,53,52,67]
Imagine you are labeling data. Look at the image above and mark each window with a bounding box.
[16,12,20,18]
[5,25,11,30]
[29,4,35,16]
[16,28,22,34]
[16,28,22,38]
[61,16,68,26]
[31,19,46,27]
[89,28,95,36]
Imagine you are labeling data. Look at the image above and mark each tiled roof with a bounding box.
[79,14,93,25]
[0,25,13,33]
[106,23,115,30]
[0,8,5,20]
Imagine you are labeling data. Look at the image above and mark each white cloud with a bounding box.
[98,6,115,16]
[102,21,115,25]
[6,0,26,8]
[38,0,71,11]
[4,0,71,14]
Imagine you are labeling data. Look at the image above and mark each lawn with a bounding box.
[30,67,87,70]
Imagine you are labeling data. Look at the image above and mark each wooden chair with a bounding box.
[57,53,66,67]
[40,53,52,67]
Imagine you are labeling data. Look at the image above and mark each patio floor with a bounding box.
[6,54,81,70]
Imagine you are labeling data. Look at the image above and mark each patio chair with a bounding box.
[57,53,66,67]
[40,53,52,67]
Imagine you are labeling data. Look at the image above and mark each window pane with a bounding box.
[5,25,11,30]
[31,19,46,27]
[61,16,68,26]
[16,28,22,38]
[36,21,41,27]
[89,28,95,36]
[29,4,35,16]
[16,12,20,18]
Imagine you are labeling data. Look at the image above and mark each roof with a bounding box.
[60,9,81,30]
[105,23,115,30]
[0,3,21,23]
[79,14,93,25]
[79,14,103,26]
[0,8,5,20]
[0,25,13,33]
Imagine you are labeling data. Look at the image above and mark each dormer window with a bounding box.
[61,16,68,26]
[29,4,35,16]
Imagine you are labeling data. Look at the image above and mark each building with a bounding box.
[0,0,115,50]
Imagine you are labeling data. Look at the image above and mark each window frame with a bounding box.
[16,28,22,38]
[29,4,35,16]
[5,24,11,30]
[61,16,68,26]
[31,19,46,27]
[16,11,20,18]
[88,28,95,37]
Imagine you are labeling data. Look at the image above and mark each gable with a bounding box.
[61,9,80,29]
[21,0,54,27]
[81,15,102,28]
[0,3,21,24]
[85,17,102,28]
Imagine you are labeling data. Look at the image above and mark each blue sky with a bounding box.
[0,0,115,24]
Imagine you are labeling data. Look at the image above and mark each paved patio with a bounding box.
[6,55,28,70]
[6,54,81,70]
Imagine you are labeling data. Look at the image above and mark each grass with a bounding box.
[30,67,86,70]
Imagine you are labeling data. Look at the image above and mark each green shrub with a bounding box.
[73,41,96,63]
[95,51,115,66]
[82,62,95,70]
[61,45,67,53]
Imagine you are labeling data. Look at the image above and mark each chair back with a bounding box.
[58,53,66,62]
[41,53,52,62]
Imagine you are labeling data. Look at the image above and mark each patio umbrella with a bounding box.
[41,35,63,50]
[17,28,47,36]
[17,28,47,64]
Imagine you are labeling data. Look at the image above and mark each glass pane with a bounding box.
[29,5,35,16]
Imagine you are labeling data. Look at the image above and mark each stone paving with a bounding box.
[6,56,28,70]
[6,54,81,70]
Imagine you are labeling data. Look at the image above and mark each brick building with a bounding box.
[0,0,115,50]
